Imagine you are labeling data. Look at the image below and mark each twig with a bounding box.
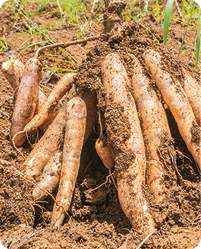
[34,35,100,58]
[12,131,26,160]
[26,228,44,239]
[136,229,158,249]
[84,159,94,174]
[78,44,88,52]
[98,112,103,137]
[109,168,117,190]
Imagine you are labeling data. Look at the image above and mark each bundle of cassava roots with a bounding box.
[2,21,200,237]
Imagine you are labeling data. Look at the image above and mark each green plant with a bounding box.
[42,66,77,72]
[163,0,174,46]
[163,0,200,69]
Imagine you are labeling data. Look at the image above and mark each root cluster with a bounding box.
[2,17,200,238]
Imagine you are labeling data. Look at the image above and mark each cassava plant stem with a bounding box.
[35,35,100,58]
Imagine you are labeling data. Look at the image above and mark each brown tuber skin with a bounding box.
[32,150,62,201]
[32,92,97,200]
[24,73,76,133]
[102,53,156,236]
[51,97,86,228]
[2,59,55,132]
[95,112,114,170]
[143,49,200,168]
[81,91,98,144]
[2,59,24,89]
[95,135,114,169]
[2,59,47,112]
[181,68,201,125]
[24,105,66,180]
[10,58,42,147]
[131,55,170,202]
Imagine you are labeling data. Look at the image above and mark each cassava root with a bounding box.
[10,58,42,147]
[51,97,87,228]
[143,49,200,168]
[102,53,156,235]
[5,19,200,236]
[131,54,171,202]
[2,59,56,132]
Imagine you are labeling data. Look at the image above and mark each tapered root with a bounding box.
[143,49,200,168]
[102,53,156,236]
[24,106,66,180]
[131,55,171,202]
[51,97,87,228]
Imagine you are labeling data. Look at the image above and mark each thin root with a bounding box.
[109,168,117,190]
[10,165,71,222]
[12,131,26,160]
[175,149,192,162]
[136,228,158,249]
[157,148,175,175]
[90,171,116,192]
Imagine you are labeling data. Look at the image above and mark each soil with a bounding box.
[0,1,200,249]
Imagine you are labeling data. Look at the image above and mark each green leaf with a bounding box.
[163,0,174,46]
[178,2,196,57]
[195,8,200,70]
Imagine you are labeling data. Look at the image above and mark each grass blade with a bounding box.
[43,56,79,65]
[15,41,46,59]
[163,0,174,46]
[182,0,190,17]
[178,2,196,57]
[195,7,200,70]
[43,67,77,72]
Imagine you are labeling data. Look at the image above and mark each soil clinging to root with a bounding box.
[0,17,200,249]
[74,19,200,248]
